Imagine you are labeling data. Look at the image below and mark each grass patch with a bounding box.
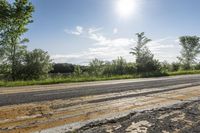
[168,70,200,76]
[0,75,137,87]
[0,70,200,87]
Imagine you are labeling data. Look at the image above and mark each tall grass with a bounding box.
[0,75,137,87]
[0,70,200,87]
[168,70,200,76]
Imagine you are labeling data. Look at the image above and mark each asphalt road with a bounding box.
[0,75,200,107]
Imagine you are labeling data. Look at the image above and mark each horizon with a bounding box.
[9,0,200,64]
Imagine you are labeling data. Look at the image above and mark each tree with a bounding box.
[73,65,82,76]
[130,32,161,73]
[112,57,127,75]
[89,58,104,76]
[178,36,200,70]
[136,48,161,73]
[104,57,131,75]
[161,61,171,72]
[170,62,181,72]
[102,58,136,76]
[0,0,34,80]
[130,32,151,59]
[50,63,75,74]
[194,62,200,70]
[23,49,52,80]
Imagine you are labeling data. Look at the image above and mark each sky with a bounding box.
[10,0,200,64]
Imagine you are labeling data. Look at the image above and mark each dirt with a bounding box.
[0,85,200,133]
[74,100,200,133]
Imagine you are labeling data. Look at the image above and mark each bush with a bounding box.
[51,63,75,74]
[139,71,168,78]
[22,49,53,80]
[161,61,171,72]
[102,57,137,76]
[136,48,161,73]
[73,65,82,76]
[170,62,181,71]
[194,63,200,70]
[88,58,104,76]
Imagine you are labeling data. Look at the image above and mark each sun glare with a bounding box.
[116,0,137,18]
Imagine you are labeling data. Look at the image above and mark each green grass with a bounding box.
[0,70,200,87]
[0,75,137,87]
[168,70,200,76]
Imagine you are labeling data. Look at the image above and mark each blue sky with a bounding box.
[13,0,200,64]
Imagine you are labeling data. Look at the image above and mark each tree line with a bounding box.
[52,33,200,77]
[1,0,200,81]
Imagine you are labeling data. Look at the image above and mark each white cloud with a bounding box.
[89,32,107,42]
[88,27,102,34]
[87,27,107,43]
[65,26,83,35]
[148,37,175,51]
[52,36,134,64]
[147,37,181,62]
[113,28,118,34]
[58,26,181,64]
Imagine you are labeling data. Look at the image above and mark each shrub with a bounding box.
[22,49,52,80]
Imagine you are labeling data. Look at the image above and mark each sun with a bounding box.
[116,0,137,18]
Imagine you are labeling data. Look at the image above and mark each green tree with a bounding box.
[102,58,136,76]
[23,49,52,80]
[89,58,104,76]
[73,65,82,76]
[194,62,200,70]
[130,32,151,59]
[178,36,200,70]
[161,61,171,72]
[130,32,161,73]
[170,62,181,72]
[102,61,113,76]
[0,0,34,80]
[51,63,75,74]
[136,48,161,73]
[111,57,128,75]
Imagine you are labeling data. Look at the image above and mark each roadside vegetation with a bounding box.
[1,0,200,87]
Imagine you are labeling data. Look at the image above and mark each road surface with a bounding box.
[0,74,200,106]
